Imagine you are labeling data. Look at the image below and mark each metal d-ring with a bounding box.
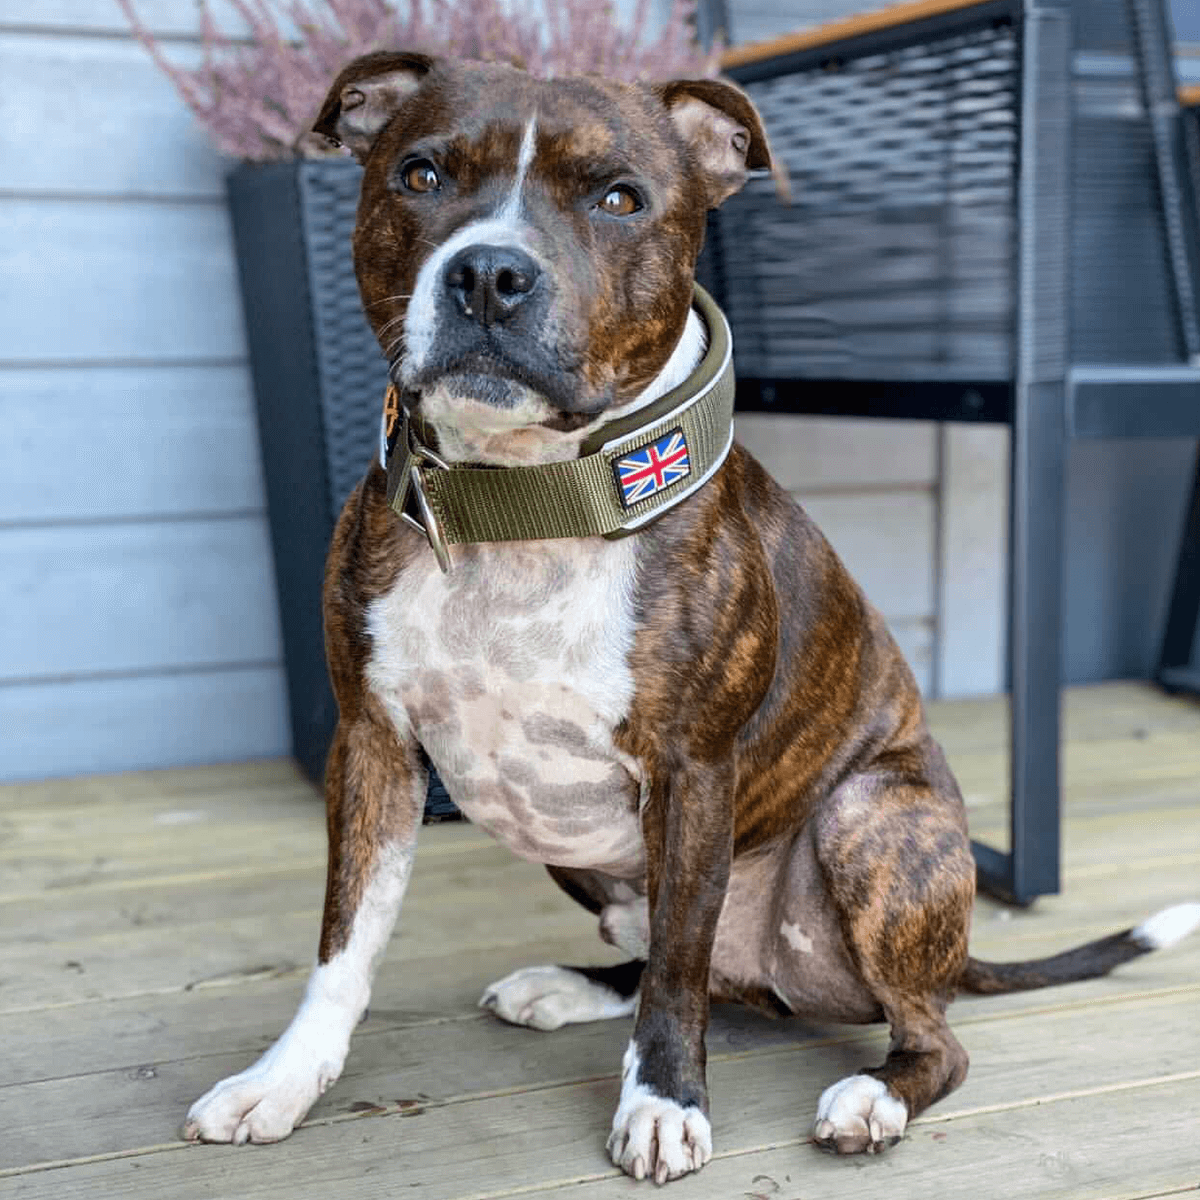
[409,461,452,574]
[391,407,453,573]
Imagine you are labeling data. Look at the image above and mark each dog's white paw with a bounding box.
[813,1073,908,1155]
[607,1093,712,1183]
[183,1054,341,1144]
[479,965,636,1031]
[607,1042,711,1183]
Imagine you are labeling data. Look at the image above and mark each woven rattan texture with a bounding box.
[715,19,1020,382]
[1073,0,1186,363]
[300,161,390,523]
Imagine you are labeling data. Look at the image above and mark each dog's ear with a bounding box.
[313,51,434,162]
[658,78,788,206]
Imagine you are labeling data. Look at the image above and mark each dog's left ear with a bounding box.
[313,50,435,162]
[658,78,786,206]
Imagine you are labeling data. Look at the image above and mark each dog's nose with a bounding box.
[443,244,540,326]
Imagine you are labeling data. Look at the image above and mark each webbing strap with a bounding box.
[385,284,734,550]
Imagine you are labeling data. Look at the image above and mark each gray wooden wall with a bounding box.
[0,0,290,781]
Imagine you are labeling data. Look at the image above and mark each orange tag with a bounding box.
[384,385,402,441]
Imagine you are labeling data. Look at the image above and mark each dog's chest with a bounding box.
[366,537,645,875]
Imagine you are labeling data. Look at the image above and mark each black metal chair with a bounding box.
[1156,86,1200,697]
[697,0,1200,902]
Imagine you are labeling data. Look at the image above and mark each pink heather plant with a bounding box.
[119,0,719,161]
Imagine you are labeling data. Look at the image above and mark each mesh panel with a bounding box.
[714,18,1020,382]
[1072,0,1188,363]
[300,161,391,522]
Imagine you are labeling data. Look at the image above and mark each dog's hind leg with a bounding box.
[480,867,645,1030]
[811,760,974,1155]
[183,705,426,1144]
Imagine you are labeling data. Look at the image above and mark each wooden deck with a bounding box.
[2,681,1198,1199]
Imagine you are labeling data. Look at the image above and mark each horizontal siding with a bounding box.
[938,425,1008,698]
[0,518,282,682]
[798,490,935,622]
[739,415,938,695]
[2,3,286,782]
[0,32,227,198]
[736,415,936,490]
[889,618,934,696]
[0,666,290,781]
[1,0,255,37]
[0,198,245,362]
[0,365,264,523]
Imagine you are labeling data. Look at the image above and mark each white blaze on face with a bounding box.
[402,116,539,376]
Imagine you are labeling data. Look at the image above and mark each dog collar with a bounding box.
[382,284,735,572]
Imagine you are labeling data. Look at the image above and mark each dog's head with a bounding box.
[314,54,771,464]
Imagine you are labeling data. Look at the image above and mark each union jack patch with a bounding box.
[613,428,691,509]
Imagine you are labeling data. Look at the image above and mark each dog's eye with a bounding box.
[596,186,642,217]
[401,159,441,194]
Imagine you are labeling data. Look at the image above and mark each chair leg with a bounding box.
[1156,443,1200,693]
[972,0,1070,906]
[1007,380,1065,904]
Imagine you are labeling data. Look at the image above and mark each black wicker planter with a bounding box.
[227,159,457,818]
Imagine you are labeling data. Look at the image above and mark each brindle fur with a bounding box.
[298,53,1165,1178]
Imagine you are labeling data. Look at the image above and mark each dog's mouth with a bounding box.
[397,344,610,430]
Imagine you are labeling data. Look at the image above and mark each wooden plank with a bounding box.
[0,518,281,681]
[0,758,310,813]
[3,804,1190,998]
[927,681,1200,756]
[0,758,314,806]
[0,34,227,198]
[3,790,1197,1047]
[3,976,1196,1174]
[3,825,1192,1021]
[0,198,245,362]
[945,729,1200,817]
[0,366,263,523]
[1,0,255,38]
[0,668,289,784]
[0,872,602,1015]
[722,0,1003,69]
[4,1024,1196,1196]
[735,416,937,491]
[4,870,1196,1087]
[798,490,935,621]
[936,423,1008,698]
[547,1077,1200,1200]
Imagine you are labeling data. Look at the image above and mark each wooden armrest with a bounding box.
[720,0,1003,70]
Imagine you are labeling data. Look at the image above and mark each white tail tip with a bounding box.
[1132,902,1200,950]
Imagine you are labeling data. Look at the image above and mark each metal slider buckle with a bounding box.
[396,410,453,574]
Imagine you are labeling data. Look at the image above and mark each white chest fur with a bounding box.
[366,535,646,876]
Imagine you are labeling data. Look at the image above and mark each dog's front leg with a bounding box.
[608,761,732,1184]
[184,709,426,1144]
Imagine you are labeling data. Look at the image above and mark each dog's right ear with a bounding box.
[313,51,434,162]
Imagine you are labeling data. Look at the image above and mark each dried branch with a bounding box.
[118,0,719,161]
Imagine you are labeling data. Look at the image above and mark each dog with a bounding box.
[183,52,1200,1182]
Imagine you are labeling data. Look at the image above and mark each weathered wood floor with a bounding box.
[2,681,1198,1199]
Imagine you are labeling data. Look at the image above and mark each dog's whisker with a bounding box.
[377,313,407,338]
[365,293,413,309]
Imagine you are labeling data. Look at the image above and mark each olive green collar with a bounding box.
[383,283,735,572]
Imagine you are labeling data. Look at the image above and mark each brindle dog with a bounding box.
[183,52,1200,1183]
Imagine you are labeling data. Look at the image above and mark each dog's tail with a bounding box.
[959,901,1200,995]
